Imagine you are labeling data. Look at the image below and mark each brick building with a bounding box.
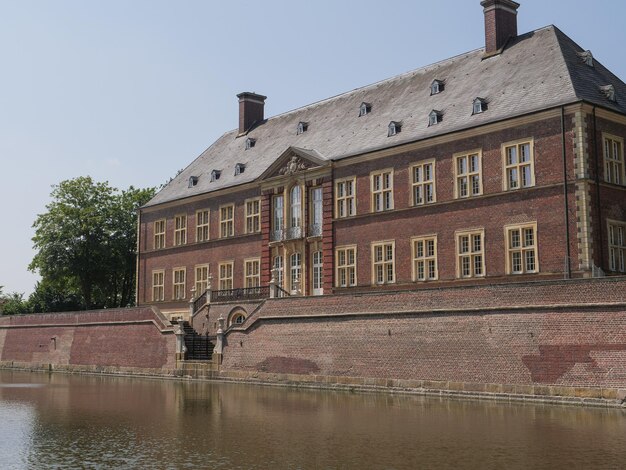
[137,0,626,320]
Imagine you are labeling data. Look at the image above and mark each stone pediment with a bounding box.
[260,147,328,180]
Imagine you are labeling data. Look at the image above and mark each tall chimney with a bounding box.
[237,92,267,135]
[481,0,520,55]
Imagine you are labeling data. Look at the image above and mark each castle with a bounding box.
[136,0,626,323]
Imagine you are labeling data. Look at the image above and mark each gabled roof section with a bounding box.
[144,25,626,208]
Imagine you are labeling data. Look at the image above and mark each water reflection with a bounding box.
[0,370,625,469]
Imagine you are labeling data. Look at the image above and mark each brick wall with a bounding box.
[221,277,626,389]
[0,307,177,370]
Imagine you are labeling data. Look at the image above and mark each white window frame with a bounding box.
[219,204,234,238]
[502,138,535,190]
[195,209,210,242]
[411,160,436,206]
[456,229,486,279]
[335,177,356,218]
[608,219,626,273]
[218,261,234,290]
[603,133,625,186]
[290,252,302,294]
[153,219,166,250]
[371,169,394,212]
[411,235,438,281]
[335,245,357,288]
[454,150,483,199]
[244,258,261,288]
[195,264,209,296]
[172,267,186,300]
[312,250,323,296]
[245,198,261,234]
[174,215,187,246]
[505,222,539,274]
[371,240,395,285]
[152,269,165,302]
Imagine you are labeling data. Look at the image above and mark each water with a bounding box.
[0,370,625,469]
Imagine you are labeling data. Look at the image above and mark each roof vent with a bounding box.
[235,163,246,176]
[210,170,222,182]
[245,137,256,149]
[430,80,445,95]
[577,50,594,67]
[188,176,199,188]
[473,98,488,114]
[600,85,616,102]
[388,121,402,137]
[429,110,443,126]
[359,102,372,116]
[297,121,308,135]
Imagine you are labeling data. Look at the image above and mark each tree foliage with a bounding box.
[28,177,155,310]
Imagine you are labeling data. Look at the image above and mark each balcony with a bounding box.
[308,223,322,237]
[270,229,284,242]
[285,226,303,240]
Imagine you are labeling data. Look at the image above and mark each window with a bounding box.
[154,219,166,249]
[472,98,487,114]
[336,246,357,287]
[506,223,538,274]
[245,199,261,234]
[371,169,393,212]
[290,186,302,228]
[600,85,616,102]
[429,110,442,126]
[456,229,485,278]
[603,134,625,186]
[174,215,187,246]
[188,176,198,187]
[310,187,323,237]
[335,177,356,218]
[245,138,255,150]
[173,268,186,300]
[211,169,221,182]
[412,236,438,281]
[312,250,323,295]
[152,270,164,302]
[273,255,284,294]
[195,264,209,295]
[454,151,482,198]
[372,241,395,285]
[388,121,401,136]
[272,194,284,240]
[430,79,444,95]
[290,252,301,293]
[411,161,435,205]
[230,311,246,326]
[359,102,371,116]
[608,220,626,273]
[244,259,260,288]
[220,204,234,238]
[196,210,209,242]
[503,140,534,190]
[235,163,246,175]
[297,122,308,134]
[219,262,233,290]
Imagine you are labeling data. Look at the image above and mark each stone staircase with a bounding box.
[179,321,215,361]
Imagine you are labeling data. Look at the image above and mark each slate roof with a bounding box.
[144,25,626,208]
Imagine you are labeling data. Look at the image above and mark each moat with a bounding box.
[1,370,625,469]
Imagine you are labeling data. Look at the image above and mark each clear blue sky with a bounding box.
[1,0,625,295]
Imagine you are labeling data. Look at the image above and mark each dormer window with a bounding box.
[430,79,445,95]
[211,170,221,182]
[577,50,594,67]
[188,176,199,188]
[234,163,246,176]
[429,110,443,126]
[472,98,488,115]
[297,122,308,135]
[359,102,372,116]
[600,85,616,102]
[388,121,402,137]
[245,138,256,149]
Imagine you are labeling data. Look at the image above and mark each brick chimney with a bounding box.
[237,92,267,135]
[481,0,520,55]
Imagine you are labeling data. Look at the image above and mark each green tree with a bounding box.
[29,177,155,309]
[27,280,83,313]
[1,292,29,315]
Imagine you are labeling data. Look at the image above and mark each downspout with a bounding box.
[135,209,141,306]
[592,107,605,270]
[561,107,571,279]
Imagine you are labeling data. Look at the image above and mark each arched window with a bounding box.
[290,186,301,228]
[312,250,323,296]
[274,255,284,295]
[229,310,247,326]
[290,252,301,294]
